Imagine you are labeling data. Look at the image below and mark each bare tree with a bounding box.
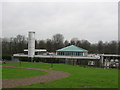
[109,41,118,54]
[118,41,120,54]
[64,40,70,47]
[2,33,119,60]
[97,41,104,54]
[52,34,64,51]
[37,40,46,49]
[46,39,53,52]
[70,38,78,45]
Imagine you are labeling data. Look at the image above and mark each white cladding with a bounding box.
[28,31,35,57]
[24,49,47,52]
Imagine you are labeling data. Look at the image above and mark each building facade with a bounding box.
[56,45,88,56]
[24,49,47,55]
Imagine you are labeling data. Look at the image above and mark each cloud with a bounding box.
[2,2,118,43]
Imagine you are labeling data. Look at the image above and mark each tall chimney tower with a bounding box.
[28,31,35,58]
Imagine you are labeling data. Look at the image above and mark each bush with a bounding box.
[2,55,12,60]
[12,57,65,64]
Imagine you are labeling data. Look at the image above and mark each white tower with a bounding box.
[28,31,35,58]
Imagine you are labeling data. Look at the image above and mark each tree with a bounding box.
[2,35,27,56]
[108,41,118,54]
[2,33,119,57]
[37,40,46,49]
[79,40,91,51]
[52,34,64,52]
[70,38,78,45]
[89,43,97,54]
[46,39,53,52]
[15,35,27,53]
[118,41,120,54]
[103,42,109,54]
[97,41,104,54]
[2,38,11,56]
[64,40,70,47]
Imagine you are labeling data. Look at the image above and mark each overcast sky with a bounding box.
[1,0,118,43]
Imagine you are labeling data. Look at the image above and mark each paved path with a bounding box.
[1,65,69,88]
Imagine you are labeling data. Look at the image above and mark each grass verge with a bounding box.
[3,61,118,88]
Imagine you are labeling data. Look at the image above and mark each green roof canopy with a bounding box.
[56,45,88,52]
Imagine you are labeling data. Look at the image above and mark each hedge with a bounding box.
[13,56,65,63]
[2,55,12,60]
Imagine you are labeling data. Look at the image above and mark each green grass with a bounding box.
[2,65,47,80]
[3,61,118,88]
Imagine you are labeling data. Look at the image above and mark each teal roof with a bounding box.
[56,45,88,52]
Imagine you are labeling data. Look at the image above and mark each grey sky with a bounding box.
[2,1,118,43]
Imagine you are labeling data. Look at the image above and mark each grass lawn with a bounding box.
[3,61,118,88]
[2,67,47,80]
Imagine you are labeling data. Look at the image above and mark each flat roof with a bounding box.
[101,54,120,57]
[24,49,47,52]
[13,54,99,60]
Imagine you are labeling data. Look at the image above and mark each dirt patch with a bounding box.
[2,65,69,88]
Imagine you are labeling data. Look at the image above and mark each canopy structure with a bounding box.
[24,49,47,55]
[24,49,47,52]
[56,45,88,56]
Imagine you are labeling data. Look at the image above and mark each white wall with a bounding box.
[28,31,35,57]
